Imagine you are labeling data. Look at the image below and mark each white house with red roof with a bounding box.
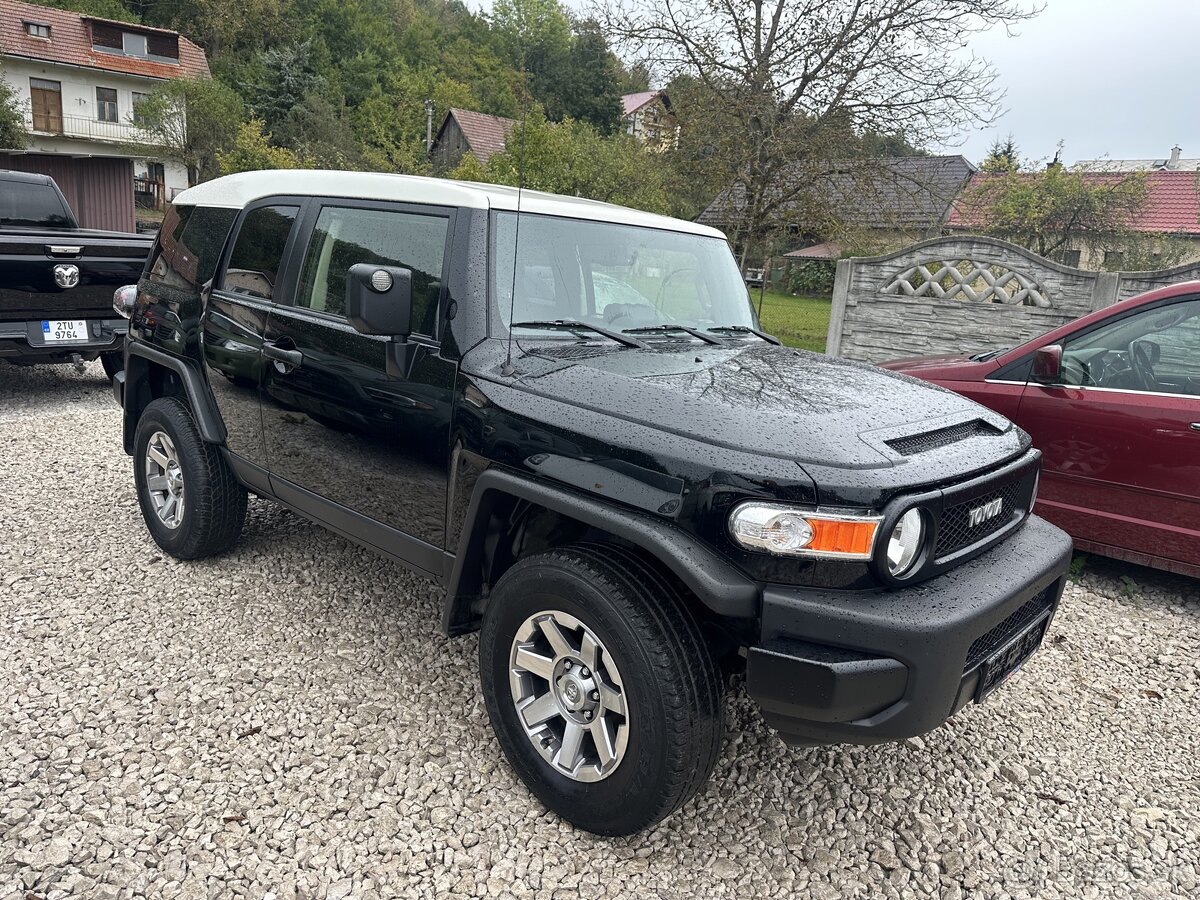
[621,90,675,150]
[0,0,209,231]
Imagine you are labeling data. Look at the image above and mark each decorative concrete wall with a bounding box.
[826,235,1200,361]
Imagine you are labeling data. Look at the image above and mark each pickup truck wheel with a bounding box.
[133,397,247,560]
[100,351,122,381]
[479,544,724,836]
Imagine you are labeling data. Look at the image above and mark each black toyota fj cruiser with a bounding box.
[113,171,1072,836]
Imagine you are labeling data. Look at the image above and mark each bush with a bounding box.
[786,260,835,296]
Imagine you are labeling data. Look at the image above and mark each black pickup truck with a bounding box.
[0,170,152,377]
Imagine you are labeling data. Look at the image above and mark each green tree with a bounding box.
[252,40,327,134]
[557,20,622,133]
[0,68,27,149]
[467,108,671,213]
[981,135,1020,173]
[217,120,305,175]
[960,166,1149,262]
[131,77,244,185]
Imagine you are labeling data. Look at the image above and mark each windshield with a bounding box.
[491,211,755,336]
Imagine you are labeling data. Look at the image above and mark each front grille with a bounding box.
[886,419,1000,456]
[935,477,1026,558]
[964,587,1056,671]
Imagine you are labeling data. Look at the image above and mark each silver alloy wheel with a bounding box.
[144,430,186,529]
[508,610,630,782]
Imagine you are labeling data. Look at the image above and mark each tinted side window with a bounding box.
[296,206,448,336]
[147,204,238,297]
[222,205,300,300]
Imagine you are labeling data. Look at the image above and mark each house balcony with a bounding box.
[26,113,159,148]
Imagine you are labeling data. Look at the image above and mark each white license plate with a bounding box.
[42,319,89,344]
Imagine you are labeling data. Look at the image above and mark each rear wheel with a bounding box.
[100,351,122,381]
[133,397,247,559]
[479,544,724,835]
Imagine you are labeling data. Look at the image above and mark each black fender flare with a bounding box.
[124,341,226,446]
[443,467,760,634]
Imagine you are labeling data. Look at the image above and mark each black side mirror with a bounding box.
[345,264,416,377]
[1032,344,1063,384]
[345,264,413,338]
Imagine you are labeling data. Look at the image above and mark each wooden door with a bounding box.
[30,79,62,134]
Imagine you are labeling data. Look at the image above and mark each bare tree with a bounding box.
[600,0,1037,261]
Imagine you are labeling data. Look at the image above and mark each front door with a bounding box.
[29,78,62,134]
[1018,296,1200,567]
[202,201,303,470]
[259,200,457,575]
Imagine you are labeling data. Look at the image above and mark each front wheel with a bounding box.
[133,397,247,559]
[479,544,724,836]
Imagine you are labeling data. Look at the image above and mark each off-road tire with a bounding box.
[480,543,725,835]
[133,397,247,559]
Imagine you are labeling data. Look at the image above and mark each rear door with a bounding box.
[1018,296,1200,567]
[203,199,305,470]
[259,199,457,576]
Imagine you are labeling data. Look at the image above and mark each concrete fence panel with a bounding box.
[827,235,1200,361]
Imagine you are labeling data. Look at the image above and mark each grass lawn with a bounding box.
[753,290,832,352]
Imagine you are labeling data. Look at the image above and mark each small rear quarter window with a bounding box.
[147,204,237,298]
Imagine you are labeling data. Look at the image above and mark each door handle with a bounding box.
[1190,423,1200,432]
[263,340,303,369]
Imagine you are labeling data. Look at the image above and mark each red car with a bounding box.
[883,281,1200,579]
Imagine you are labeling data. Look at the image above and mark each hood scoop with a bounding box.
[885,419,1001,456]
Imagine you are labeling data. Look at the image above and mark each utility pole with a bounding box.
[424,99,435,153]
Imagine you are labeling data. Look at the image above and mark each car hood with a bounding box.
[879,353,1000,380]
[478,340,1024,476]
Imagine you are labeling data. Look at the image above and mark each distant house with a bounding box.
[621,90,675,150]
[1074,145,1200,174]
[0,0,209,232]
[948,169,1200,268]
[700,155,977,261]
[430,108,517,171]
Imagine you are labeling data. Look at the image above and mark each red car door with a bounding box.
[1017,297,1200,570]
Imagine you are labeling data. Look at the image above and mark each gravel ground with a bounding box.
[2,361,1198,900]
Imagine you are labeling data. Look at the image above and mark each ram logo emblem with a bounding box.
[967,497,1004,528]
[53,264,80,289]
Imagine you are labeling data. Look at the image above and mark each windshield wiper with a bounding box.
[622,324,725,345]
[707,325,782,345]
[969,347,1008,362]
[510,320,648,349]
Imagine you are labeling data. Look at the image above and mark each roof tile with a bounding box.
[0,0,209,81]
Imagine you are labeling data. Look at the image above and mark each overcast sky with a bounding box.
[947,0,1200,165]
[468,0,1200,167]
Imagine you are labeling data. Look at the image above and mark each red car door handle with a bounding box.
[1191,423,1200,432]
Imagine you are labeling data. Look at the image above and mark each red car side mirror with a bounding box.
[1032,344,1063,384]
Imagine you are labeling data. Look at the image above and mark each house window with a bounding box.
[24,22,51,38]
[29,78,63,133]
[96,87,118,123]
[1061,249,1081,267]
[1104,250,1124,268]
[132,91,150,125]
[122,32,148,57]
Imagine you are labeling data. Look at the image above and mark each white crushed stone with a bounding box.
[1,361,1197,899]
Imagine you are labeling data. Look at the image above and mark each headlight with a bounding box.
[885,507,925,576]
[113,284,137,318]
[729,503,881,559]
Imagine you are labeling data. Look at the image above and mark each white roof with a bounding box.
[1074,159,1200,173]
[173,170,726,239]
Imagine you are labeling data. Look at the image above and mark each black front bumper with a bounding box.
[0,317,127,361]
[746,514,1072,745]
